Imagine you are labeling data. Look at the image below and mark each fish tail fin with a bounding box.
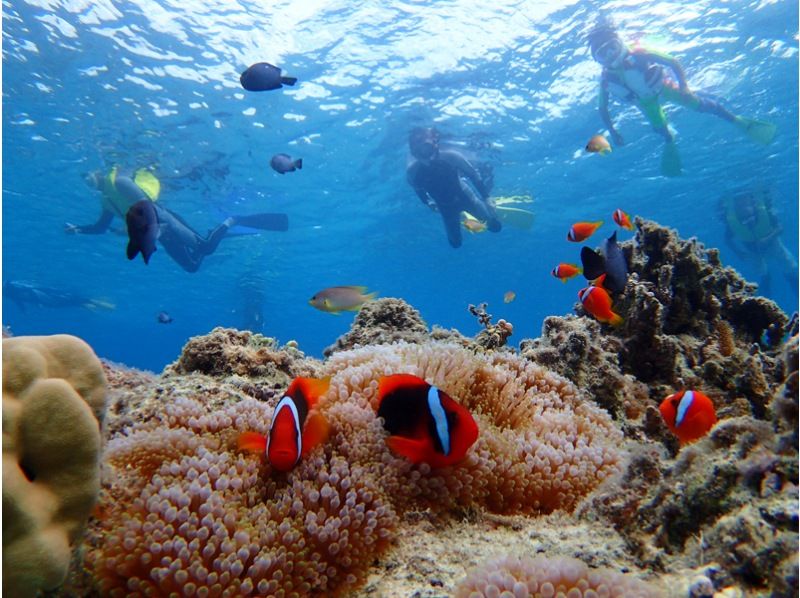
[365,291,379,302]
[294,158,303,170]
[385,435,429,464]
[300,412,330,457]
[289,376,331,409]
[238,431,267,454]
[281,76,298,86]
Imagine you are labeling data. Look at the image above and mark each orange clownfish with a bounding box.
[659,390,717,445]
[612,208,634,231]
[578,277,623,326]
[376,374,479,468]
[585,134,611,155]
[551,263,582,283]
[238,376,331,471]
[567,220,603,242]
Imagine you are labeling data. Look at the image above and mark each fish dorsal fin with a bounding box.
[593,273,608,289]
[286,376,331,411]
[377,374,429,407]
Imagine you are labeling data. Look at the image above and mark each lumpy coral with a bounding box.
[454,554,664,598]
[2,334,107,597]
[79,339,623,596]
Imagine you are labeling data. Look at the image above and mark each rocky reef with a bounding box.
[5,220,796,597]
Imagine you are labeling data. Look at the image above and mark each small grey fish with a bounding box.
[270,153,303,174]
[157,311,173,324]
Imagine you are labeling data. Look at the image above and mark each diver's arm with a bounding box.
[407,164,436,210]
[65,209,114,234]
[414,187,437,210]
[114,175,150,203]
[440,151,489,199]
[598,86,624,146]
[641,50,690,91]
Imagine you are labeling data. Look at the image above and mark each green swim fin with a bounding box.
[661,142,682,178]
[233,213,289,232]
[736,117,776,145]
[496,205,535,230]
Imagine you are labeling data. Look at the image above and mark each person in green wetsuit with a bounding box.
[718,188,798,296]
[66,166,289,272]
[587,20,776,176]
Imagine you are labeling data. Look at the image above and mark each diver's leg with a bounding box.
[440,207,463,248]
[198,218,235,256]
[662,83,737,122]
[460,182,501,232]
[637,97,674,142]
[155,206,207,273]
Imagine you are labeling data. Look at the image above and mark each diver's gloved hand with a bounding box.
[610,131,625,147]
[64,222,80,234]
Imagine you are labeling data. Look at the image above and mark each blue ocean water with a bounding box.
[3,0,797,373]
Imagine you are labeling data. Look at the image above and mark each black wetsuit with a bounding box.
[407,149,500,248]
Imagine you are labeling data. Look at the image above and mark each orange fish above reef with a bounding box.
[376,374,479,468]
[567,221,603,242]
[585,134,612,154]
[659,390,717,445]
[551,263,582,282]
[503,290,516,303]
[239,376,330,471]
[309,286,378,314]
[578,276,623,326]
[612,208,634,231]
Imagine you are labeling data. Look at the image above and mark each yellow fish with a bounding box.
[309,286,378,314]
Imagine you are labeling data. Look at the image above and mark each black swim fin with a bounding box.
[580,246,606,281]
[233,213,289,232]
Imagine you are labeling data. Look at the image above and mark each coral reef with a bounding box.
[454,554,664,598]
[2,334,107,597]
[323,298,431,356]
[77,339,622,596]
[468,302,514,350]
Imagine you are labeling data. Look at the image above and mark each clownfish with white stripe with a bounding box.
[238,376,331,472]
[659,389,717,445]
[375,374,479,468]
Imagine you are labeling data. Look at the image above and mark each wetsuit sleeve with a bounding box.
[75,209,114,234]
[407,164,435,208]
[597,76,620,140]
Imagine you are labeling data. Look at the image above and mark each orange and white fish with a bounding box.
[376,374,479,468]
[578,277,623,326]
[659,390,717,445]
[585,134,612,154]
[551,263,583,282]
[567,221,603,242]
[503,290,516,303]
[612,208,634,231]
[462,217,487,233]
[309,286,378,314]
[238,376,331,471]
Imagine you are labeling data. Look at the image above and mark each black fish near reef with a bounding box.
[270,153,303,174]
[580,231,628,293]
[126,200,159,264]
[240,63,297,91]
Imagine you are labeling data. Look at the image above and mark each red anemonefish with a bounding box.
[659,390,717,445]
[567,220,603,242]
[578,275,623,326]
[376,374,479,468]
[612,208,634,231]
[551,263,583,282]
[238,376,331,471]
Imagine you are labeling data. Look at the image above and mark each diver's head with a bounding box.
[83,170,103,190]
[588,23,628,68]
[409,127,440,161]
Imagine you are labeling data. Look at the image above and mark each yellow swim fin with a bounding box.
[661,142,682,178]
[493,194,534,206]
[496,205,535,230]
[736,117,776,145]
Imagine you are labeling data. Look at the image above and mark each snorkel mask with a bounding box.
[409,127,440,161]
[591,36,627,68]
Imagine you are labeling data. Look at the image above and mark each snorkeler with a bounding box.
[406,127,501,248]
[718,187,798,296]
[67,166,289,273]
[587,19,776,177]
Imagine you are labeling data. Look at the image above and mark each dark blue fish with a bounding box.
[157,311,173,324]
[126,200,159,264]
[580,231,628,294]
[270,153,303,174]
[240,63,297,91]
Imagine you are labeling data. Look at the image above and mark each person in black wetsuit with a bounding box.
[406,127,500,248]
[67,166,288,273]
